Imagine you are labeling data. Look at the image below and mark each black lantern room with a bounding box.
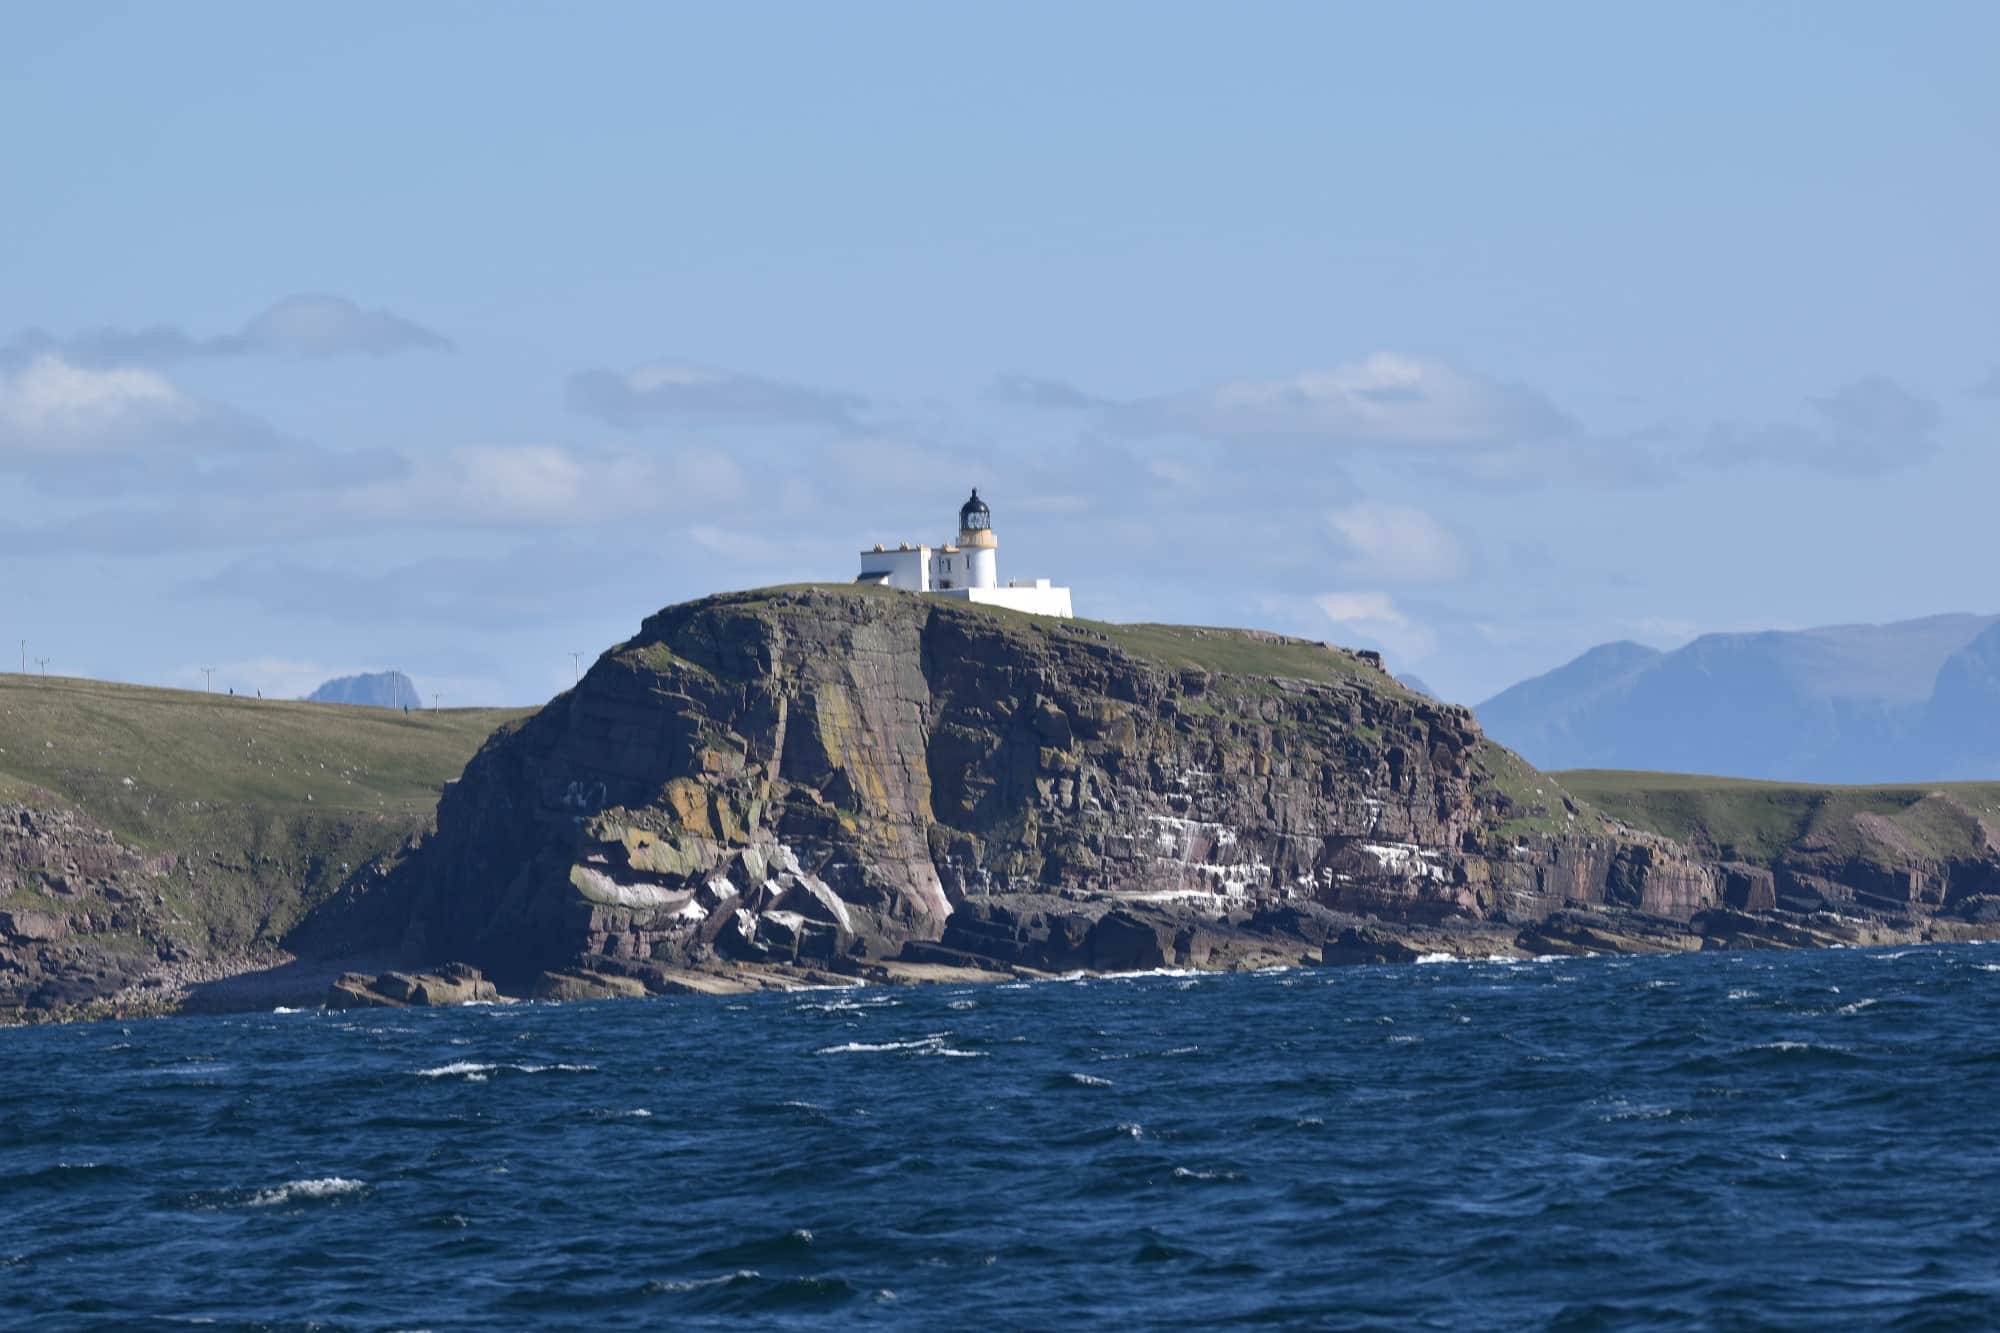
[959,488,991,533]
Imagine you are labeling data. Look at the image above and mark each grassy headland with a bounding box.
[1557,769,2000,866]
[0,672,526,949]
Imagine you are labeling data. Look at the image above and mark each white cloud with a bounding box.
[1627,615,1701,648]
[1700,376,1941,476]
[339,443,746,526]
[2,293,450,367]
[687,525,773,563]
[1118,353,1575,448]
[1623,614,1802,649]
[1475,620,1528,646]
[237,293,450,358]
[0,354,277,464]
[989,374,1104,411]
[199,657,379,701]
[1327,502,1463,584]
[566,361,866,430]
[1313,590,1437,663]
[0,355,201,455]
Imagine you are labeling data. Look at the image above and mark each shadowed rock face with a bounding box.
[401,587,1719,983]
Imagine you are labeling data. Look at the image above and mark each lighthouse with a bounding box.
[856,489,1074,618]
[956,489,999,590]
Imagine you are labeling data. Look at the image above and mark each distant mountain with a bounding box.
[1396,673,1440,700]
[1477,614,2000,782]
[1924,622,2000,777]
[305,671,420,709]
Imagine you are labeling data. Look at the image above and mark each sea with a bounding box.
[5,943,2000,1331]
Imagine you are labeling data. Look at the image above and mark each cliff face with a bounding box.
[0,801,174,1013]
[405,587,1724,983]
[14,592,1995,1021]
[1562,774,2000,923]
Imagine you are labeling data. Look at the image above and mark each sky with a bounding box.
[3,1,1997,706]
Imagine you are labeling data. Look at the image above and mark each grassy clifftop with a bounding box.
[700,584,1416,692]
[0,673,526,949]
[0,675,521,820]
[1559,769,2000,866]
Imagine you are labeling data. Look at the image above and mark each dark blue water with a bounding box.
[6,945,2000,1330]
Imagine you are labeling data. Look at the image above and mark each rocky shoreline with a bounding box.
[11,586,2000,1026]
[9,891,1992,1027]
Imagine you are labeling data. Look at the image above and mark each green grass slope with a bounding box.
[0,673,526,948]
[1557,769,2000,865]
[711,583,1412,692]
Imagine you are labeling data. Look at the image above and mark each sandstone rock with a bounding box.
[0,910,66,942]
[531,969,648,1002]
[1720,863,1778,913]
[1087,909,1172,972]
[776,876,855,934]
[408,963,497,1006]
[324,963,498,1009]
[326,973,404,1009]
[1317,926,1420,966]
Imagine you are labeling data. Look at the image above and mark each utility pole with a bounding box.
[200,667,216,692]
[391,673,400,710]
[569,651,585,683]
[431,692,441,713]
[34,658,48,676]
[18,640,23,675]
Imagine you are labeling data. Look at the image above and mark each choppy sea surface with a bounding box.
[6,944,2000,1330]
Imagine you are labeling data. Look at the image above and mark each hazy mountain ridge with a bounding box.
[1480,614,2000,782]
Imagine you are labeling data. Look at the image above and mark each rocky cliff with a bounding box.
[11,592,1998,1021]
[401,586,1757,990]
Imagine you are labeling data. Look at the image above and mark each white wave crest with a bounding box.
[645,1270,761,1295]
[414,1061,597,1079]
[248,1177,366,1207]
[813,1034,984,1058]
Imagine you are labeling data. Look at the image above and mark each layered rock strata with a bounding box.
[402,587,1742,986]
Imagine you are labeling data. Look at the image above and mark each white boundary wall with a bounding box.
[934,585,1074,618]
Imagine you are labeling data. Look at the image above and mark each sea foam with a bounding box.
[248,1177,366,1207]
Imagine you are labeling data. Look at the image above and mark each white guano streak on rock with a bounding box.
[1360,841,1447,881]
[1144,812,1267,897]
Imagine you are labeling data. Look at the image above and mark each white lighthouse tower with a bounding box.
[857,489,1073,618]
[957,490,999,590]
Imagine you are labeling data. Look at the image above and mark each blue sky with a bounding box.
[3,1,1996,705]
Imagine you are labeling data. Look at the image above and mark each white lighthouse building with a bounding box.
[856,489,1074,618]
